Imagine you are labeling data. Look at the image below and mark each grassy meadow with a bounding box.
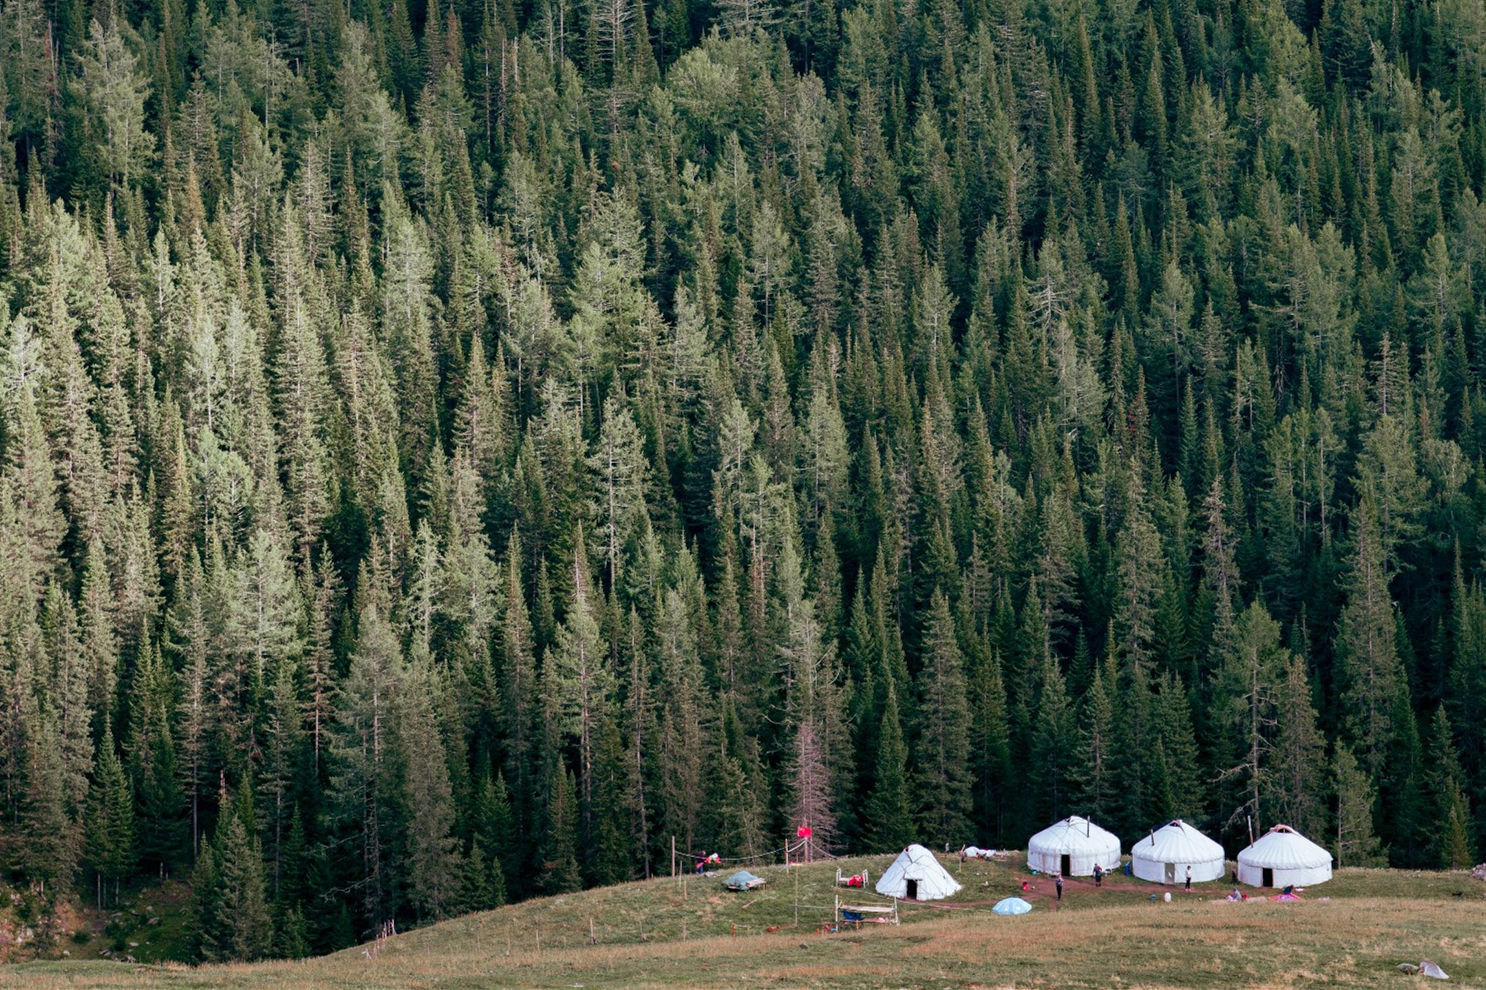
[2,853,1482,988]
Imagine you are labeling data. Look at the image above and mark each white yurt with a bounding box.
[1026,816,1122,876]
[1130,819,1226,884]
[875,844,962,901]
[1237,825,1332,887]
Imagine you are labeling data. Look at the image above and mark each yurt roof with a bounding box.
[1028,815,1121,853]
[1237,825,1330,869]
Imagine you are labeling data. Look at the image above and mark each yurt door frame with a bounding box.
[1060,854,1071,875]
[1164,862,1175,884]
[1262,868,1273,887]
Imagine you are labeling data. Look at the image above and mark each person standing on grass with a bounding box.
[1093,864,1103,886]
[1055,874,1063,901]
[1184,866,1192,891]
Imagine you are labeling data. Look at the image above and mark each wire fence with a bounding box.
[678,834,842,868]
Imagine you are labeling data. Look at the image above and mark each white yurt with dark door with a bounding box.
[1026,816,1122,876]
[1130,820,1226,884]
[1237,825,1332,887]
[875,844,962,901]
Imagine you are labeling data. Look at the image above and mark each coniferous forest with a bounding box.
[0,0,1485,962]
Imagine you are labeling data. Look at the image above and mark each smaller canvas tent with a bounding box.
[874,845,961,901]
[1131,820,1226,884]
[1026,816,1122,876]
[1237,825,1332,887]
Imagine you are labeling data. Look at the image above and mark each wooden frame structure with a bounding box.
[834,894,899,928]
[834,867,870,888]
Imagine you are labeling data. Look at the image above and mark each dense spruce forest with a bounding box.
[0,0,1484,961]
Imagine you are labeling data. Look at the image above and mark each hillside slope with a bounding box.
[2,855,1483,988]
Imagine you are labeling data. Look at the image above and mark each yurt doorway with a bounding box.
[1164,863,1176,884]
[906,878,919,899]
[1060,854,1071,876]
[1262,868,1273,887]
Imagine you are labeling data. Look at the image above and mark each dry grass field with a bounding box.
[3,854,1482,988]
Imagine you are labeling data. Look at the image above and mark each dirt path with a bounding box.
[903,874,1221,909]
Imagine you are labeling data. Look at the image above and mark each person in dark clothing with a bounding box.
[1055,874,1063,901]
[1093,864,1103,886]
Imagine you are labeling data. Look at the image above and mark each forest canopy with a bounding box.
[0,0,1484,961]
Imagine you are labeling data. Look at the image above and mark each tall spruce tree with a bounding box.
[1336,498,1406,779]
[85,726,134,908]
[914,589,972,844]
[538,768,582,895]
[547,527,615,876]
[1072,654,1117,823]
[400,657,464,921]
[777,526,845,848]
[1216,602,1284,834]
[863,666,913,850]
[1333,743,1386,867]
[1263,654,1327,838]
[324,583,402,931]
[1423,708,1475,869]
[196,796,272,963]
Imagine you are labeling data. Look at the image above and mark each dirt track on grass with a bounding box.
[905,873,1228,909]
